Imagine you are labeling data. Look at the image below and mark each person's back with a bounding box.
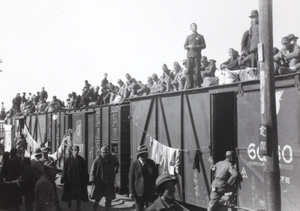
[35,175,55,211]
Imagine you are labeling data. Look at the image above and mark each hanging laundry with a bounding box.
[167,147,181,175]
[193,149,201,173]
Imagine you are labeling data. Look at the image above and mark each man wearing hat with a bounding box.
[61,145,89,210]
[34,159,57,211]
[145,174,185,211]
[249,10,259,68]
[287,34,298,45]
[274,36,300,75]
[207,151,239,211]
[129,145,158,211]
[89,145,119,211]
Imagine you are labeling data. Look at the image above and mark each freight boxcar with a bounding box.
[130,73,300,211]
[5,73,300,210]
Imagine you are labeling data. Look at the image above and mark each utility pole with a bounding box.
[258,0,281,211]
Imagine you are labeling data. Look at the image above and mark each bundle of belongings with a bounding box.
[202,67,258,87]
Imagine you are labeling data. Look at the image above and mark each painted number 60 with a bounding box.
[247,143,293,164]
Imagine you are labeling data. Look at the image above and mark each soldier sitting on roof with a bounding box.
[274,35,300,75]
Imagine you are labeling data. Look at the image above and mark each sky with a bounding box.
[0,0,299,109]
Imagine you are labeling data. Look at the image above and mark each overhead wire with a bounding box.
[0,0,42,44]
[4,0,75,56]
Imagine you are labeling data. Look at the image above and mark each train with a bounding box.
[2,72,300,211]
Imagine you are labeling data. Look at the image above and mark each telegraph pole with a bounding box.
[258,0,281,210]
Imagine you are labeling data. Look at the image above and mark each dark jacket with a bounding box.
[89,154,119,199]
[61,155,89,202]
[184,32,206,58]
[146,197,185,211]
[129,158,158,197]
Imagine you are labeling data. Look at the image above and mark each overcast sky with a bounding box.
[0,0,298,109]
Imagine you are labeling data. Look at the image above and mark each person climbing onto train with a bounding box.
[207,151,239,211]
[129,145,158,211]
[89,145,119,211]
[145,173,186,211]
[184,23,206,89]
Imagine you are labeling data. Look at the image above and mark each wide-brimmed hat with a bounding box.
[249,10,258,18]
[155,174,177,193]
[281,37,289,45]
[209,59,216,63]
[287,34,298,41]
[137,145,148,156]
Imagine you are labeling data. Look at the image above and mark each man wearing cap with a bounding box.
[207,151,239,211]
[61,145,89,210]
[89,145,119,211]
[274,36,300,75]
[248,10,259,68]
[34,159,57,211]
[129,145,158,211]
[145,174,185,211]
[184,23,206,89]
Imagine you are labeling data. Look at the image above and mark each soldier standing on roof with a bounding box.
[184,23,206,89]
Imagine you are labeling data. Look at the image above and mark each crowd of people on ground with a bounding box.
[4,10,299,119]
[0,130,189,211]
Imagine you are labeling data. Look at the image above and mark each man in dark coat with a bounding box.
[146,174,184,211]
[249,10,259,68]
[89,145,119,211]
[35,159,57,211]
[184,23,206,89]
[129,145,158,211]
[18,157,38,211]
[61,145,89,210]
[40,87,48,102]
[12,93,22,114]
[0,148,23,210]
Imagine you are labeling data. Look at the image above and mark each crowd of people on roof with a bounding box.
[4,10,300,119]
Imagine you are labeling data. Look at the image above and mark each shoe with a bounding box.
[278,66,292,75]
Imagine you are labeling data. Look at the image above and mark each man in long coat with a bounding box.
[61,145,89,210]
[89,145,119,211]
[129,145,158,211]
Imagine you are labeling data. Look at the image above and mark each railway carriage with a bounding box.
[4,73,300,211]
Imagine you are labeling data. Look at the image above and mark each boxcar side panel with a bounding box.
[130,98,156,160]
[237,86,300,211]
[101,107,110,148]
[183,92,211,208]
[36,114,46,145]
